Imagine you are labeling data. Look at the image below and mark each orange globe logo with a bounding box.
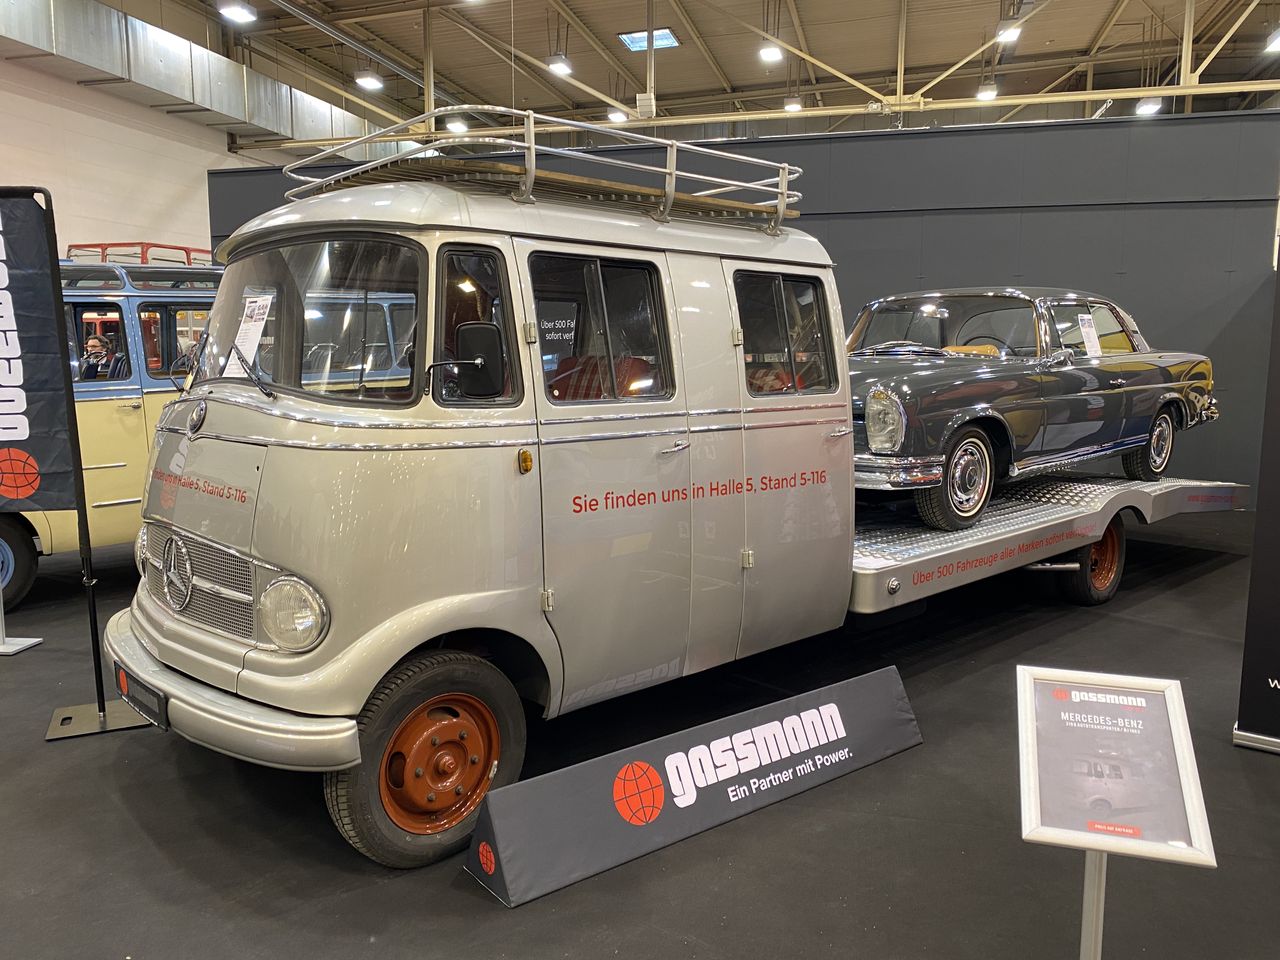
[477,841,496,875]
[0,448,40,500]
[613,761,665,826]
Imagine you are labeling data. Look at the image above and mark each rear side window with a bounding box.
[735,272,834,395]
[1050,301,1135,358]
[530,253,672,403]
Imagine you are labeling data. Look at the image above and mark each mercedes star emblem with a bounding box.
[161,536,194,611]
[187,399,207,438]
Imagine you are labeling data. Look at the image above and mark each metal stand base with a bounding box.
[45,698,151,741]
[0,636,42,655]
[1232,724,1280,755]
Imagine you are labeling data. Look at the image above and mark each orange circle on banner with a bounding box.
[612,761,665,826]
[0,448,41,500]
[477,841,496,875]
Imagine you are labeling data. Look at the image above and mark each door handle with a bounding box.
[827,427,854,439]
[118,400,143,410]
[658,438,690,456]
[1108,379,1126,388]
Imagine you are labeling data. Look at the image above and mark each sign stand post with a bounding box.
[0,599,41,655]
[1078,850,1107,960]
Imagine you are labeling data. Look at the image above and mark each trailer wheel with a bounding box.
[915,426,994,531]
[323,650,526,869]
[1122,407,1176,482]
[1059,515,1126,605]
[0,517,37,612]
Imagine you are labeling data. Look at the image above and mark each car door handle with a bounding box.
[827,427,854,439]
[658,439,690,456]
[1108,379,1126,388]
[118,400,143,410]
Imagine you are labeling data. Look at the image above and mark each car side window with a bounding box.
[65,303,131,381]
[436,247,520,404]
[139,303,211,381]
[1050,301,1134,358]
[735,271,835,395]
[530,253,672,403]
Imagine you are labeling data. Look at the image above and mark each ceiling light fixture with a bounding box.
[617,28,680,51]
[759,43,784,63]
[607,108,628,123]
[783,95,803,113]
[446,117,469,134]
[546,53,572,76]
[976,82,998,101]
[1267,27,1280,52]
[217,1,257,24]
[1135,97,1162,116]
[354,69,383,91]
[995,19,1022,43]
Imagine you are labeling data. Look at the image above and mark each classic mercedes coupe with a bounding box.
[847,288,1218,530]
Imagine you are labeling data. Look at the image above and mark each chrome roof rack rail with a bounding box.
[282,106,802,234]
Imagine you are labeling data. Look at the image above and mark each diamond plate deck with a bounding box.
[849,474,1247,613]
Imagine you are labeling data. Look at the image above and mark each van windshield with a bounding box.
[195,237,421,402]
[847,295,1040,359]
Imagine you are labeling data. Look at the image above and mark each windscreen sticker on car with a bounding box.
[223,294,273,378]
[1077,312,1103,358]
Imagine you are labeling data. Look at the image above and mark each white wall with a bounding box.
[0,56,290,257]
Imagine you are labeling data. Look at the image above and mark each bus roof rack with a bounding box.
[283,106,802,234]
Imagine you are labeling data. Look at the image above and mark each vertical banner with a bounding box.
[0,189,79,511]
[1235,260,1280,751]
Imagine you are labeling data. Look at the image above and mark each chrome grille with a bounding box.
[145,523,255,642]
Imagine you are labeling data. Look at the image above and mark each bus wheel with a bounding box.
[324,650,526,869]
[1059,515,1126,606]
[0,517,37,612]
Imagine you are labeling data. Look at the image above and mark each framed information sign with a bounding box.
[1016,665,1215,868]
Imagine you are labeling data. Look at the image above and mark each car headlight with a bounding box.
[258,576,329,652]
[865,388,906,454]
[134,526,148,577]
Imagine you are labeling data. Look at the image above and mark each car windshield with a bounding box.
[194,237,421,403]
[847,295,1040,359]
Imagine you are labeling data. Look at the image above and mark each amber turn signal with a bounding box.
[518,449,534,474]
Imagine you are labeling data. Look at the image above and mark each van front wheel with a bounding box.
[323,650,526,869]
[0,517,37,612]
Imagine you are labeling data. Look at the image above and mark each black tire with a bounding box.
[0,516,38,612]
[1059,514,1126,606]
[1122,407,1176,481]
[914,426,995,531]
[323,650,526,869]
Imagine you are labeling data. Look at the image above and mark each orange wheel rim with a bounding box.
[1089,524,1120,591]
[378,693,500,835]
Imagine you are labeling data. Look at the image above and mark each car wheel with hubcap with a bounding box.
[324,650,526,868]
[1059,514,1126,606]
[915,426,994,531]
[0,516,37,612]
[1122,408,1176,482]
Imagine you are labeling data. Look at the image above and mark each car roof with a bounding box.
[866,286,1116,306]
[60,262,222,294]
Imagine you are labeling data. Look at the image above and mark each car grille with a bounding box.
[145,523,255,642]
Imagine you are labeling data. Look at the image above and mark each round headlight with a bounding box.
[134,526,148,577]
[258,576,328,652]
[865,388,906,454]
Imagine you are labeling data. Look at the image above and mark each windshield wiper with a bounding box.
[850,340,948,356]
[226,343,275,399]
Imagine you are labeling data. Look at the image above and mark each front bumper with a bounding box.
[104,608,361,772]
[854,452,945,491]
[1192,395,1220,425]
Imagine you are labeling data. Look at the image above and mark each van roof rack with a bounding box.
[283,106,802,234]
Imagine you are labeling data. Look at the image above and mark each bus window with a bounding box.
[65,304,130,381]
[139,303,211,379]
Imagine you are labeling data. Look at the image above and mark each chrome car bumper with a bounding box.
[854,453,946,490]
[1194,395,1220,425]
[104,608,361,772]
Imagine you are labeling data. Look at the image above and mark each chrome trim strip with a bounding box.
[91,496,142,508]
[191,391,537,431]
[142,386,181,394]
[689,407,741,417]
[1010,437,1146,478]
[83,462,128,471]
[743,417,848,431]
[540,427,688,445]
[157,425,537,452]
[689,423,744,435]
[743,401,845,413]
[538,410,683,425]
[191,575,253,604]
[144,518,282,573]
[76,384,140,393]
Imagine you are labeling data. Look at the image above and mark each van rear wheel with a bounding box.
[0,517,37,612]
[323,650,526,869]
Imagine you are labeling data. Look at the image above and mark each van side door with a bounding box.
[515,240,692,712]
[720,261,853,658]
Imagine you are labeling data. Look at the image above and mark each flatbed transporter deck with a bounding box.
[849,474,1247,613]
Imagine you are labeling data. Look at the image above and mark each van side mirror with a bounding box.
[454,321,505,399]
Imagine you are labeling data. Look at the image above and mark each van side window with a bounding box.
[734,272,834,395]
[65,303,131,381]
[436,248,519,403]
[530,253,671,403]
[139,303,211,379]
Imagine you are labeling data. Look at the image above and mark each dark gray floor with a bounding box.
[1,512,1275,959]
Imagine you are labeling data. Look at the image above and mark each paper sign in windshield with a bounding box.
[1076,312,1103,358]
[223,295,273,379]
